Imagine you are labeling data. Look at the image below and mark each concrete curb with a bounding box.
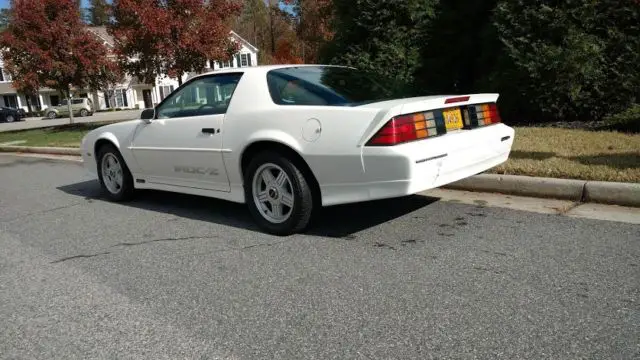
[0,145,81,156]
[444,173,640,207]
[1,146,639,207]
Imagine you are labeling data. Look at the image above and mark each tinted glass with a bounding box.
[266,66,405,106]
[72,99,84,104]
[156,73,243,119]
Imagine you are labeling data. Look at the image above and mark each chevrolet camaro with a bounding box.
[81,64,514,235]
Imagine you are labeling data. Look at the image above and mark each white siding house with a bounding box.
[0,28,259,114]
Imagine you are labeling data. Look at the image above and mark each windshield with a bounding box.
[266,66,408,106]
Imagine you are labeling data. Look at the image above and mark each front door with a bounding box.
[142,89,152,108]
[130,73,243,192]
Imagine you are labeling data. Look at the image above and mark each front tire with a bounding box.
[96,143,135,201]
[5,114,14,123]
[47,111,56,119]
[244,151,315,236]
[79,109,88,117]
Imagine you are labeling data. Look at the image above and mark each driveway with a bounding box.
[0,109,142,132]
[0,154,638,359]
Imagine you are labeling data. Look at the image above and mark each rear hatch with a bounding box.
[359,94,512,184]
[358,94,502,146]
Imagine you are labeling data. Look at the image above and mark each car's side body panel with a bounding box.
[81,64,514,208]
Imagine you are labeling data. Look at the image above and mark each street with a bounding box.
[0,154,638,359]
[0,109,142,132]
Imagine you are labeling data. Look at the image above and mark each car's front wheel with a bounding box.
[47,111,56,119]
[96,143,135,201]
[244,151,314,236]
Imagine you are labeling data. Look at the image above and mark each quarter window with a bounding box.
[156,73,243,119]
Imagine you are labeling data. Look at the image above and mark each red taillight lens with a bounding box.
[475,103,501,126]
[367,111,438,146]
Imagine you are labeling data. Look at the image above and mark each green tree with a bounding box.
[494,0,640,122]
[321,0,438,93]
[88,0,111,26]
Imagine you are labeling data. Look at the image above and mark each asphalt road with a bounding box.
[0,109,141,132]
[1,155,638,359]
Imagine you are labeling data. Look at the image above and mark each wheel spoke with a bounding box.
[261,169,275,185]
[275,170,287,187]
[281,192,294,208]
[257,191,269,202]
[271,202,283,219]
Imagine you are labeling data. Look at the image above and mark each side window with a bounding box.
[156,73,243,119]
[72,99,84,105]
[266,72,331,106]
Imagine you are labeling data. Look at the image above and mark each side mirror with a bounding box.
[140,108,155,123]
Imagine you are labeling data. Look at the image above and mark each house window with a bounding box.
[28,95,41,110]
[114,89,128,107]
[0,68,11,82]
[3,95,17,108]
[239,53,252,67]
[159,85,175,101]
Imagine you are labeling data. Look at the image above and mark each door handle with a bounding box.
[201,128,217,134]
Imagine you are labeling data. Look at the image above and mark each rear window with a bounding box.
[266,66,402,106]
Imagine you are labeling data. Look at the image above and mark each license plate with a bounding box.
[443,108,463,131]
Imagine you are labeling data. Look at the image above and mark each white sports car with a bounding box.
[81,64,514,235]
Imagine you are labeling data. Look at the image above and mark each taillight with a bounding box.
[472,103,501,126]
[366,102,501,146]
[367,111,439,146]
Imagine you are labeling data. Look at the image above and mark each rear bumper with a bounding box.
[320,123,514,206]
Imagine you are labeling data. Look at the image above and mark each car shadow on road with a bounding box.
[57,180,437,238]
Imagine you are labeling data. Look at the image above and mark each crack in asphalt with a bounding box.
[50,251,112,264]
[50,235,295,264]
[110,236,217,248]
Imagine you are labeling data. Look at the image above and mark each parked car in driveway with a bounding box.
[46,97,94,119]
[0,106,25,122]
[81,64,514,235]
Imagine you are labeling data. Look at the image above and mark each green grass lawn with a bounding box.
[490,127,640,183]
[0,122,117,148]
[1,124,638,183]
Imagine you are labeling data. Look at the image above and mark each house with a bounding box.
[0,27,259,114]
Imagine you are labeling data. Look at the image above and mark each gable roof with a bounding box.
[86,26,259,52]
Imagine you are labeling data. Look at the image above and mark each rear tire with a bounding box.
[5,115,14,123]
[80,109,88,117]
[96,143,135,202]
[244,151,314,236]
[47,111,56,119]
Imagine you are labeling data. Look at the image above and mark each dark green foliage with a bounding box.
[319,0,639,124]
[320,0,438,96]
[494,0,640,122]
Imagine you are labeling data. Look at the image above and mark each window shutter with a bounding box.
[247,54,252,66]
[159,87,164,100]
[123,90,128,107]
[236,54,241,67]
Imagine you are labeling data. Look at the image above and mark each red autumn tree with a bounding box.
[109,0,243,86]
[0,0,118,113]
[272,39,303,64]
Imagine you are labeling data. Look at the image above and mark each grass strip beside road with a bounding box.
[0,124,638,183]
[0,121,118,148]
[490,127,639,183]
